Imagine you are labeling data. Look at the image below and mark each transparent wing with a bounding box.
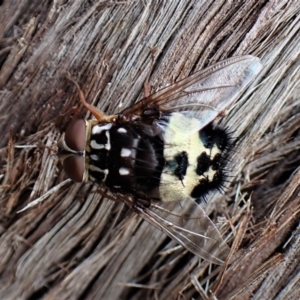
[128,196,230,265]
[122,55,262,128]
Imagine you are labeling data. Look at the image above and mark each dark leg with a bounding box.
[66,73,117,123]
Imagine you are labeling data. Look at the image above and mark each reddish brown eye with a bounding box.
[63,155,85,182]
[65,119,86,151]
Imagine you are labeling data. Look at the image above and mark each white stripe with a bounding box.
[117,127,127,133]
[119,167,130,175]
[90,140,104,149]
[121,148,131,157]
[133,138,139,148]
[90,154,99,161]
[92,123,112,134]
[105,131,111,150]
[89,165,109,181]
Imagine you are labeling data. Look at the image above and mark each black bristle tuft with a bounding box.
[193,124,234,203]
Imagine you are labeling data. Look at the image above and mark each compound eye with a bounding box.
[63,155,85,182]
[64,119,86,151]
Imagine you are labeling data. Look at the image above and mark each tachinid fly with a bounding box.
[60,55,263,264]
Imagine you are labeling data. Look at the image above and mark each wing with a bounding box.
[121,195,230,265]
[121,55,262,128]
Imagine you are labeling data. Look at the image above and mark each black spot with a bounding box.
[196,152,210,175]
[199,124,230,151]
[214,128,229,151]
[191,178,210,199]
[211,153,222,170]
[92,131,108,145]
[191,169,225,203]
[199,124,215,149]
[174,151,188,181]
[213,170,224,184]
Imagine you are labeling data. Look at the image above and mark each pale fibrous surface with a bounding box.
[0,1,300,300]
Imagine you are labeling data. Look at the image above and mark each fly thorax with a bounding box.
[87,122,164,196]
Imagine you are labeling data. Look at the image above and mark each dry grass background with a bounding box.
[0,1,300,299]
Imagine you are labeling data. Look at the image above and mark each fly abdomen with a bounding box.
[159,113,231,202]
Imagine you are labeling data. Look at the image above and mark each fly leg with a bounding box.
[66,73,117,123]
